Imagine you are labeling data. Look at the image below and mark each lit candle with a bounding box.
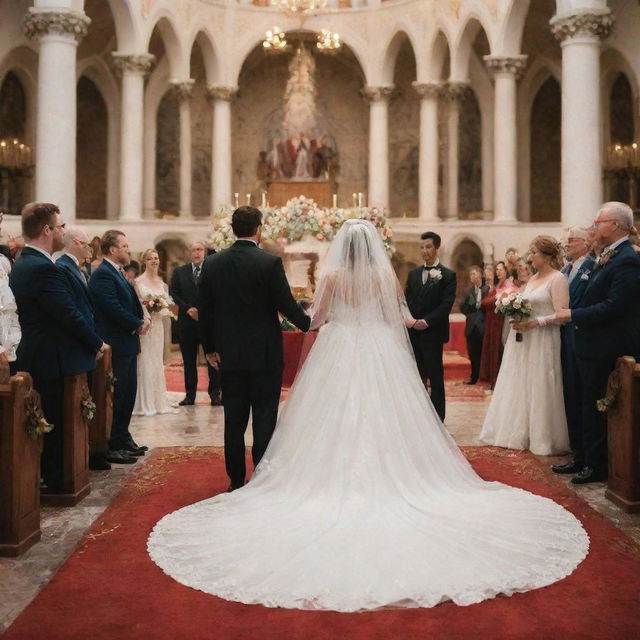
[246,193,251,205]
[234,192,239,207]
[332,193,337,208]
[261,191,266,208]
[358,192,363,207]
[352,192,357,207]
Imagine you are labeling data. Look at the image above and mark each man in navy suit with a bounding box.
[56,226,111,470]
[553,227,597,477]
[10,203,105,492]
[556,203,640,484]
[89,230,150,463]
[405,231,457,421]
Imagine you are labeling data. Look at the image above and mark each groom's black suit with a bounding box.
[199,240,310,486]
[405,263,456,421]
[571,240,640,477]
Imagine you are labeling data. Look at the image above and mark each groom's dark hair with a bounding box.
[232,206,262,238]
[420,231,441,248]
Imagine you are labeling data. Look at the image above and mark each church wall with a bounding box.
[155,90,180,214]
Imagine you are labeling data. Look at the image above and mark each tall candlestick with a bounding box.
[357,192,363,207]
[261,191,266,208]
[234,192,239,207]
[246,193,251,205]
[352,192,357,207]
[332,193,337,208]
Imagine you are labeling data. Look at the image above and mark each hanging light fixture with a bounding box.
[316,29,341,52]
[262,26,289,53]
[270,0,327,15]
[0,138,33,169]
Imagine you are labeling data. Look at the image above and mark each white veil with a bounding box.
[309,219,412,344]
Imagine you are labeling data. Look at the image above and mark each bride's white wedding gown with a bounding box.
[147,222,588,612]
[133,281,178,417]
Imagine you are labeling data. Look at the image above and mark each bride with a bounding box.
[133,249,178,417]
[148,221,588,612]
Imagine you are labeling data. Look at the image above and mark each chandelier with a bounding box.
[270,0,327,14]
[0,138,33,169]
[262,27,289,52]
[316,29,341,52]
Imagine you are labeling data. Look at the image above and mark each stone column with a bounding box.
[363,86,394,209]
[551,9,614,227]
[484,55,527,222]
[443,82,468,220]
[413,82,442,222]
[207,85,237,212]
[112,53,155,221]
[24,9,90,221]
[171,80,195,218]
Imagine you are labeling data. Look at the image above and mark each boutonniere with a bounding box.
[595,248,618,268]
[428,268,442,282]
[579,272,590,281]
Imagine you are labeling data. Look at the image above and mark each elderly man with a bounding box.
[555,202,640,484]
[10,204,105,492]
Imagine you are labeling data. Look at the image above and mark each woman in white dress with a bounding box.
[0,254,20,377]
[148,222,587,612]
[133,249,178,417]
[481,236,570,455]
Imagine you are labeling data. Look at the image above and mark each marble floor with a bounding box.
[1,387,639,632]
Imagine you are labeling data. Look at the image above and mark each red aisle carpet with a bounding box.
[4,447,640,640]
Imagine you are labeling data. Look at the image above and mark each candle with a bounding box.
[332,193,337,208]
[246,193,251,205]
[352,192,357,207]
[357,192,363,207]
[261,191,266,208]
[234,192,239,207]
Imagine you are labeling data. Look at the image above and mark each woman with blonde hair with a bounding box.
[133,248,178,416]
[480,235,570,455]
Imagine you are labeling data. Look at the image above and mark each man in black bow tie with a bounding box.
[405,231,456,421]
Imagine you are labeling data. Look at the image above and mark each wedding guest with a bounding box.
[57,226,110,470]
[481,236,570,455]
[478,261,509,388]
[133,249,178,416]
[505,247,520,278]
[552,227,596,478]
[90,230,150,464]
[8,235,24,261]
[514,258,532,288]
[555,202,640,483]
[460,265,488,385]
[405,231,457,421]
[170,241,221,406]
[89,235,103,272]
[10,203,105,492]
[0,254,20,378]
[124,260,140,283]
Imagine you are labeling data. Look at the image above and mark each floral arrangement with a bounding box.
[209,197,395,255]
[595,247,618,268]
[81,394,96,423]
[106,370,116,394]
[142,293,176,319]
[25,394,53,439]
[495,291,532,343]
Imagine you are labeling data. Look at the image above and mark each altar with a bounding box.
[267,180,333,208]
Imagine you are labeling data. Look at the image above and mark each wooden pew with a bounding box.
[0,373,42,557]
[606,356,640,513]
[40,373,91,506]
[90,345,113,462]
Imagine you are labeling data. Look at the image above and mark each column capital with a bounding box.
[443,81,471,102]
[412,82,444,100]
[206,85,238,102]
[362,85,394,102]
[550,9,614,43]
[483,55,528,80]
[23,8,90,43]
[112,53,155,77]
[170,80,195,102]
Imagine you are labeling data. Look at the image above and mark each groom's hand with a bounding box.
[206,352,221,370]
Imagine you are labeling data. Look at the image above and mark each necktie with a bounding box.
[193,265,201,282]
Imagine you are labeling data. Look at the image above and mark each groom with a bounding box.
[199,206,310,491]
[405,231,456,421]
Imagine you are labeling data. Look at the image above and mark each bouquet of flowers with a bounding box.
[142,293,176,319]
[495,291,532,343]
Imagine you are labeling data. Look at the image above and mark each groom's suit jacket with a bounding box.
[572,240,640,361]
[89,260,144,357]
[10,247,103,380]
[198,240,310,372]
[405,264,457,344]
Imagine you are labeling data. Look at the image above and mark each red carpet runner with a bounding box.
[6,447,639,640]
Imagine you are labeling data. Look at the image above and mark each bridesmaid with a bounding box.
[478,261,510,388]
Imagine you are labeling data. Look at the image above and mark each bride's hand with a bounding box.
[511,319,536,331]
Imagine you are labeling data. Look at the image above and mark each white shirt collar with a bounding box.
[62,251,80,267]
[105,258,123,273]
[25,244,54,262]
[605,236,629,253]
[423,258,440,269]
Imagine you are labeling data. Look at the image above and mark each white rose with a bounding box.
[429,269,442,281]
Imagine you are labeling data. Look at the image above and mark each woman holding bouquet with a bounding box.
[480,236,570,455]
[133,249,178,416]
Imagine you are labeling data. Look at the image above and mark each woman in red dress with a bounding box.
[479,261,510,388]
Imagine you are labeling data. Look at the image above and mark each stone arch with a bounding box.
[145,14,184,79]
[76,75,108,219]
[449,236,486,308]
[425,29,452,82]
[601,48,638,147]
[154,234,190,282]
[498,0,531,56]
[452,16,492,82]
[104,0,139,52]
[381,28,420,85]
[187,28,221,86]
